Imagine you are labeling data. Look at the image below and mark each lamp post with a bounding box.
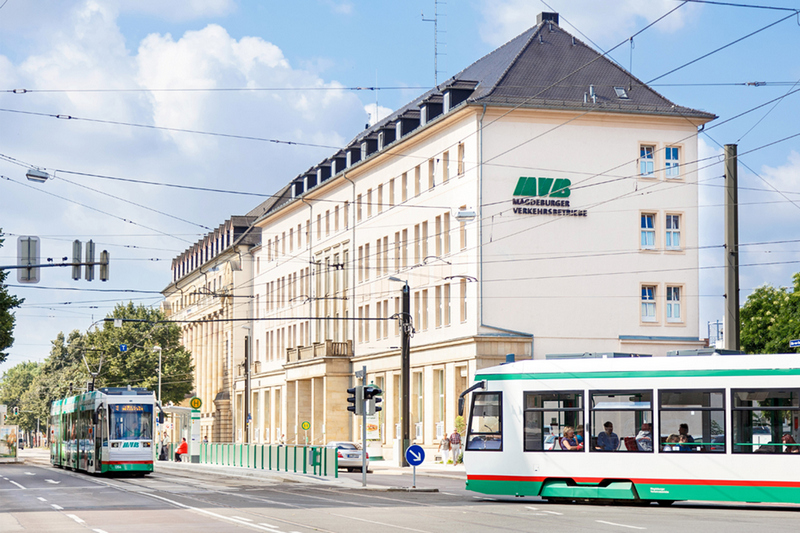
[389,276,411,467]
[241,325,252,444]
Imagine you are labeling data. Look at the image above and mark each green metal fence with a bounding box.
[198,443,338,477]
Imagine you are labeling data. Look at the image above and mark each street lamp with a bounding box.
[153,346,162,405]
[389,276,411,467]
[26,168,50,183]
[454,207,477,222]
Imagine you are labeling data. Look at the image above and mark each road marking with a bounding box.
[541,510,562,515]
[45,479,61,484]
[51,504,63,510]
[327,512,432,533]
[144,493,289,532]
[596,520,646,530]
[25,472,36,476]
[9,480,26,490]
[93,530,109,533]
[37,497,47,502]
[526,506,538,511]
[258,524,280,530]
[232,516,254,522]
[67,514,85,524]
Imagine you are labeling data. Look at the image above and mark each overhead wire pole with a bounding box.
[724,144,740,351]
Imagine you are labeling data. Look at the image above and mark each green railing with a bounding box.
[198,443,338,477]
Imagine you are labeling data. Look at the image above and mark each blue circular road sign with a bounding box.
[405,444,425,466]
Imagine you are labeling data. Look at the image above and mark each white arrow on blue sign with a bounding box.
[119,344,127,352]
[405,444,425,466]
[790,339,800,348]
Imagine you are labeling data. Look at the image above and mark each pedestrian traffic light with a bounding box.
[12,406,19,416]
[347,385,363,416]
[364,385,382,415]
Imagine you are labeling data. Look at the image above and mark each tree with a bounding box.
[0,361,41,431]
[0,229,25,364]
[84,302,193,403]
[740,272,800,354]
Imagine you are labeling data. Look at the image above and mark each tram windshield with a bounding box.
[109,404,153,440]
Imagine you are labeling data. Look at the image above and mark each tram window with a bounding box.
[590,391,652,452]
[732,389,800,454]
[109,404,154,440]
[659,390,725,453]
[523,391,583,452]
[466,392,503,451]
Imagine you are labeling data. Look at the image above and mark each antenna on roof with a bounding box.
[422,0,447,85]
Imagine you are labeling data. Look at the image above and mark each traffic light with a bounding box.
[364,385,382,415]
[12,406,19,416]
[347,385,363,416]
[99,250,109,282]
[85,240,96,281]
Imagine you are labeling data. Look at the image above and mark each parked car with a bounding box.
[326,441,369,472]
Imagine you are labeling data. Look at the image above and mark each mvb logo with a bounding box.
[121,442,140,448]
[513,177,571,198]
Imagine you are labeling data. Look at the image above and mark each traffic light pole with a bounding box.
[360,365,367,487]
[400,282,411,467]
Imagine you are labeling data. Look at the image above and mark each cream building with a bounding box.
[164,13,715,457]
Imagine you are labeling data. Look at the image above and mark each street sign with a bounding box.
[190,397,202,409]
[119,344,127,352]
[791,339,800,348]
[405,444,425,466]
[301,421,310,431]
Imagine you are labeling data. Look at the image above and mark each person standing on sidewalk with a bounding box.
[438,433,451,463]
[448,429,462,465]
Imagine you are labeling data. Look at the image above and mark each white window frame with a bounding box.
[641,213,656,249]
[666,286,682,323]
[641,285,657,323]
[666,214,681,250]
[640,144,655,177]
[665,146,681,179]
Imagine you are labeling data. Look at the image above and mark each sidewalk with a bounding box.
[369,459,466,480]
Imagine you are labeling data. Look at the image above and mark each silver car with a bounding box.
[327,441,369,472]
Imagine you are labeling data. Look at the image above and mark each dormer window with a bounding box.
[614,87,629,99]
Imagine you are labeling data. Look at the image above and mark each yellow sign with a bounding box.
[301,421,310,431]
[190,397,202,409]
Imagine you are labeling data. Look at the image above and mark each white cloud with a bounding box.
[478,0,698,47]
[364,103,393,127]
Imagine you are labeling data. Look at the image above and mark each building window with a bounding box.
[435,215,442,256]
[378,184,383,214]
[442,151,450,182]
[358,246,363,283]
[316,215,321,241]
[364,305,370,342]
[344,201,349,229]
[435,285,442,328]
[394,231,401,272]
[460,279,467,323]
[444,283,451,326]
[325,210,330,236]
[641,285,656,322]
[665,147,680,178]
[367,189,373,218]
[389,178,395,207]
[382,236,389,275]
[364,243,370,280]
[428,158,435,190]
[394,297,400,336]
[402,229,408,268]
[414,165,421,197]
[402,172,408,202]
[444,212,451,254]
[640,145,655,177]
[288,228,293,252]
[666,214,681,250]
[457,143,465,175]
[641,214,656,249]
[666,286,681,323]
[357,194,363,222]
[358,306,364,343]
[414,224,421,265]
[460,205,467,250]
[421,289,429,331]
[334,206,339,232]
[422,221,429,258]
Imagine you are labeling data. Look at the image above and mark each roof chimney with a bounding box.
[537,12,558,25]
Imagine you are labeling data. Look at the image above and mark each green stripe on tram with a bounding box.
[475,367,800,382]
[466,478,800,504]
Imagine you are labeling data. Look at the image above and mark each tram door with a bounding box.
[94,405,106,473]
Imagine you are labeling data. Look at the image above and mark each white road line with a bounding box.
[525,506,539,511]
[45,479,60,484]
[93,530,109,533]
[258,524,280,530]
[37,497,47,502]
[232,516,254,522]
[25,472,36,476]
[9,480,26,490]
[51,504,63,510]
[596,520,646,530]
[66,514,85,524]
[144,493,286,532]
[541,510,563,515]
[327,512,433,533]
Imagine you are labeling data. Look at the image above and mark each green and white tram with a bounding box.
[50,387,156,475]
[462,353,800,505]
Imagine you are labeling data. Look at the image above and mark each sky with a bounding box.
[2,0,800,376]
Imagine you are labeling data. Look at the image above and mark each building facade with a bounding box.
[164,13,715,458]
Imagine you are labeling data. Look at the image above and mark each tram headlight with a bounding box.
[111,442,120,448]
[143,442,151,448]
